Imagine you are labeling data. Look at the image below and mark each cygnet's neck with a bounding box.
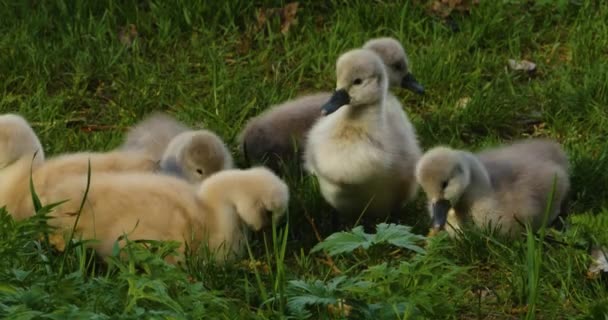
[458,152,493,209]
[341,94,387,130]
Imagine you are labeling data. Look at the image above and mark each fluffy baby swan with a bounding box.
[0,114,45,214]
[362,37,424,94]
[0,114,158,220]
[416,139,570,237]
[304,49,422,221]
[0,114,45,218]
[0,114,44,166]
[160,130,233,183]
[239,37,424,172]
[121,112,233,182]
[43,167,289,262]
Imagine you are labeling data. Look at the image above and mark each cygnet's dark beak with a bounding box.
[321,89,350,116]
[160,157,185,178]
[401,73,425,94]
[431,199,451,231]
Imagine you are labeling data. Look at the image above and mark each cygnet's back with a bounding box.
[478,138,569,170]
[120,112,189,160]
[33,150,160,192]
[477,139,570,228]
[41,172,202,259]
[238,92,331,172]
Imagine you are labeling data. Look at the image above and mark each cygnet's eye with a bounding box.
[393,61,405,71]
[441,180,449,190]
[353,78,363,85]
[196,169,203,175]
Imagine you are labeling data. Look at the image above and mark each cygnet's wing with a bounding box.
[477,140,570,228]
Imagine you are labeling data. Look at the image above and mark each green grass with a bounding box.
[1,0,608,318]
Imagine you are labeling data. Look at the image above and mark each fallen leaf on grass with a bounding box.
[587,247,608,279]
[428,0,479,18]
[256,2,299,34]
[508,59,537,73]
[118,24,138,47]
[280,2,299,34]
[256,7,270,29]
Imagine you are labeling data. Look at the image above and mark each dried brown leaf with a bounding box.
[429,0,478,17]
[280,2,299,34]
[256,8,271,29]
[235,36,252,55]
[256,2,299,34]
[118,24,138,47]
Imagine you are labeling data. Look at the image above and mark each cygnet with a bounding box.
[42,167,289,262]
[415,139,570,237]
[304,49,422,222]
[0,114,158,220]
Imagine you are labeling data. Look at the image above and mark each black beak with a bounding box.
[431,199,451,231]
[321,89,350,116]
[401,73,425,94]
[160,157,184,178]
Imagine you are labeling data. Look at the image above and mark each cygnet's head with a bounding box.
[321,49,389,115]
[415,147,471,231]
[161,130,233,183]
[363,37,425,94]
[0,114,44,168]
[229,167,290,231]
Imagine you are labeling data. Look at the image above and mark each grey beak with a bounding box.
[401,73,425,94]
[160,157,185,178]
[321,89,350,116]
[431,199,451,231]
